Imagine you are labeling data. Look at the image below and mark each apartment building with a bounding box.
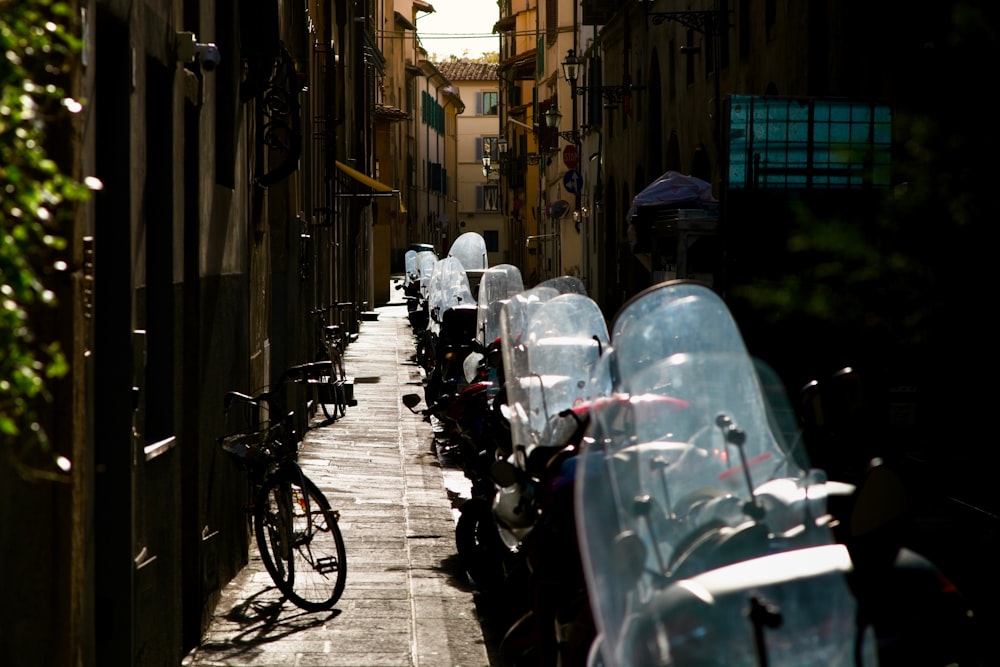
[436,60,511,266]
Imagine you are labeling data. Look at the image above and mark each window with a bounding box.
[477,184,499,211]
[428,162,443,192]
[478,136,501,161]
[422,90,444,134]
[484,230,499,252]
[481,91,499,116]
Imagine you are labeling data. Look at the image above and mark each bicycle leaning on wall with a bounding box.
[218,360,347,611]
[309,305,350,421]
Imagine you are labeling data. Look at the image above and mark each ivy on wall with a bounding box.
[1,0,90,480]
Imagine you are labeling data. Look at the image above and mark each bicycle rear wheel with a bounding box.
[318,346,347,421]
[328,346,348,420]
[255,466,347,611]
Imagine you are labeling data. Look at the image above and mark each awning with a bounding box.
[336,161,393,193]
[394,10,416,31]
[493,15,516,33]
[335,160,407,213]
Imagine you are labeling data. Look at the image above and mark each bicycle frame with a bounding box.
[219,360,347,611]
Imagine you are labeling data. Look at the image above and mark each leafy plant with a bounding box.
[1,0,89,480]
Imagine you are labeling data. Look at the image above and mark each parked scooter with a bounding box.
[408,249,441,366]
[448,264,525,591]
[575,280,975,666]
[418,232,491,404]
[490,288,612,666]
[400,246,437,331]
[447,230,490,295]
[421,255,478,406]
[798,365,991,665]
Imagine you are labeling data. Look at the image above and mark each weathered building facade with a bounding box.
[3,0,424,664]
[7,0,996,664]
[436,60,512,267]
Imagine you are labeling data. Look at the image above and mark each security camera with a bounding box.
[176,31,220,72]
[194,42,221,71]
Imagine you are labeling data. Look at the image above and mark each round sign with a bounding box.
[563,145,579,169]
[548,200,570,219]
[563,169,583,195]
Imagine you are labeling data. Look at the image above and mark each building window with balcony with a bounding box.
[477,184,499,211]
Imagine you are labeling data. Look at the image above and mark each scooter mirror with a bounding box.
[490,459,519,487]
[401,393,423,412]
[610,530,648,590]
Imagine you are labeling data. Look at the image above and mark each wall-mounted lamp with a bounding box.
[544,106,579,146]
[561,49,581,85]
[565,47,643,104]
[544,106,563,129]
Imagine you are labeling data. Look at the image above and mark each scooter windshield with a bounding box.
[608,281,804,481]
[416,250,438,301]
[576,281,869,666]
[500,292,610,463]
[403,250,417,286]
[447,231,489,271]
[475,263,524,347]
[425,256,475,337]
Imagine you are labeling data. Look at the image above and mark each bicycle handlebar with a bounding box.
[223,360,332,413]
[278,359,332,384]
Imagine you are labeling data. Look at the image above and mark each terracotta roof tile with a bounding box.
[434,60,498,82]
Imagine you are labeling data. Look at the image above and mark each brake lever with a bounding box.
[223,390,258,413]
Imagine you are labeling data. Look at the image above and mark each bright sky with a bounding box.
[415,0,501,61]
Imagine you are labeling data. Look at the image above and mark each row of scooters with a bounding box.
[397,232,982,666]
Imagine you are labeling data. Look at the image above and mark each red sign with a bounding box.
[562,145,579,169]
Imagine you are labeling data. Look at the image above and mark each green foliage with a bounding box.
[729,5,998,380]
[1,0,87,475]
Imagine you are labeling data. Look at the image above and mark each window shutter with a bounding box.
[476,93,483,115]
[476,186,484,211]
[475,137,483,161]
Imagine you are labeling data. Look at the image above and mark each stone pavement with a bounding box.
[182,287,496,667]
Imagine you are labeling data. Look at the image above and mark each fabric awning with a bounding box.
[335,160,406,213]
[336,161,393,193]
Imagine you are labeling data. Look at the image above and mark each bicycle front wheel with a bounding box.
[254,467,347,611]
[319,348,347,421]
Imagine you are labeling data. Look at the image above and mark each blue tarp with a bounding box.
[627,171,716,220]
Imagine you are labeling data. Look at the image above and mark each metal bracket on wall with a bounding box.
[648,10,730,35]
[574,85,643,104]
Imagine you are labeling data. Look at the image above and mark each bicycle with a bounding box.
[218,361,347,611]
[308,305,350,421]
